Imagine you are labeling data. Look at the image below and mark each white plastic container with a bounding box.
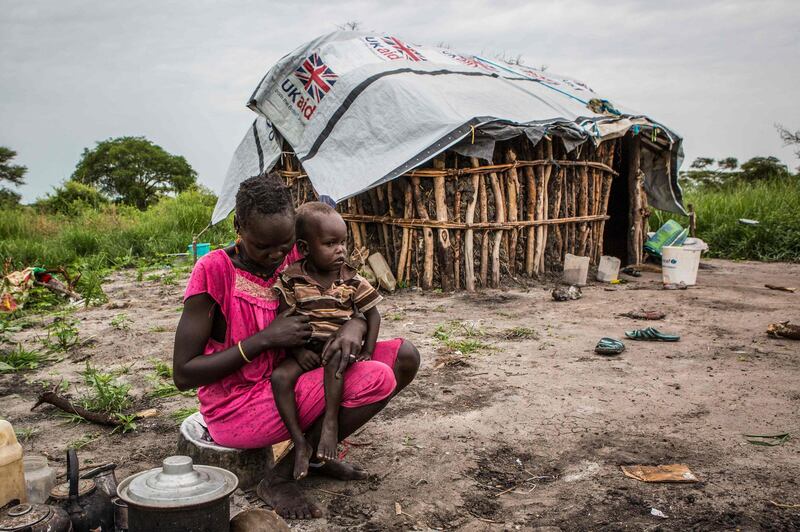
[596,256,621,282]
[368,252,397,292]
[662,246,702,286]
[0,419,27,507]
[23,455,57,503]
[563,254,589,286]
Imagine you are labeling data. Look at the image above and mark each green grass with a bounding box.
[0,345,49,373]
[652,177,800,261]
[110,314,132,330]
[78,363,132,414]
[433,320,491,354]
[0,189,235,294]
[42,316,80,352]
[502,326,539,340]
[170,405,199,424]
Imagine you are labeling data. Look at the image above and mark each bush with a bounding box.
[652,176,800,261]
[0,189,234,273]
[37,181,108,216]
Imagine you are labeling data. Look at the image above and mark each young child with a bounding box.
[271,201,382,480]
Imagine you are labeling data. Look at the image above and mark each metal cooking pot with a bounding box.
[0,502,72,532]
[117,456,237,532]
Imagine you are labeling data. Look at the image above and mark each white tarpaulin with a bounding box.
[212,31,684,224]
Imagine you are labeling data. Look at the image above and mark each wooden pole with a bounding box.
[537,138,553,272]
[412,175,435,289]
[433,157,455,291]
[396,180,413,285]
[505,148,520,275]
[453,177,462,290]
[577,164,590,256]
[489,170,506,288]
[368,188,391,268]
[478,167,489,287]
[465,158,480,291]
[523,150,537,276]
[624,134,643,265]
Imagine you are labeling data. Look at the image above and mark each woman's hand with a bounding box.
[261,307,312,348]
[322,318,367,378]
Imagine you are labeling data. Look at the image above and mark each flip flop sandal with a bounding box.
[625,327,680,342]
[595,337,625,355]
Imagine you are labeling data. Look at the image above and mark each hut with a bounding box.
[212,31,685,291]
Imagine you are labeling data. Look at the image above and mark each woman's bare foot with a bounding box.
[293,437,314,480]
[310,458,369,480]
[316,415,339,461]
[256,477,322,520]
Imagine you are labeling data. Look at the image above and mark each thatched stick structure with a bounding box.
[278,134,646,291]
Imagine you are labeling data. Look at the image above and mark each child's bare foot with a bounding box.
[316,416,339,461]
[293,438,313,480]
[309,459,369,480]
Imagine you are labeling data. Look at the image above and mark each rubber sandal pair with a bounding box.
[625,327,680,342]
[595,337,625,356]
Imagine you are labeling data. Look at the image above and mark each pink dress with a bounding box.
[184,248,400,449]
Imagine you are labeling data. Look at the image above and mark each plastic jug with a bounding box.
[563,254,589,286]
[367,252,397,292]
[596,256,621,282]
[0,419,27,507]
[24,455,57,504]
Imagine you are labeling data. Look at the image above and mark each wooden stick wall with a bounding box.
[281,136,626,290]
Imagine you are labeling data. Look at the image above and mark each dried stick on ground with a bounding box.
[32,388,121,427]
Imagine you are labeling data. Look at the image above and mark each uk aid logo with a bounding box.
[279,52,338,121]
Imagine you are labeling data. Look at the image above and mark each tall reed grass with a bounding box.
[651,177,800,261]
[0,190,235,271]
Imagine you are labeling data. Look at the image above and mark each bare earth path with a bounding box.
[2,259,799,530]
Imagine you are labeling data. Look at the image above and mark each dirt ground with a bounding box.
[2,259,799,531]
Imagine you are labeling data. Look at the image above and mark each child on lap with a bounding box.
[271,202,382,480]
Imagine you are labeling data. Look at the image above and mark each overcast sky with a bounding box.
[2,0,798,202]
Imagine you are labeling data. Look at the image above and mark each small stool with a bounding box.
[177,412,273,490]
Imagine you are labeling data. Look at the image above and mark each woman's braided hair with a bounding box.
[235,172,294,227]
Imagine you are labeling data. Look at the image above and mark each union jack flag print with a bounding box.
[294,53,338,102]
[382,36,425,61]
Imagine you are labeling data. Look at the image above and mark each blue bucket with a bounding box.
[188,242,212,257]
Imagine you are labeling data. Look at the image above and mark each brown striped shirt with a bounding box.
[273,260,382,342]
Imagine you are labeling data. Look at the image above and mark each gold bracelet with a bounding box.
[237,341,251,363]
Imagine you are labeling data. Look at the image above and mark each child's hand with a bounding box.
[293,348,321,371]
[356,350,372,362]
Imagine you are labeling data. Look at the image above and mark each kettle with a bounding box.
[49,450,113,532]
[0,501,72,532]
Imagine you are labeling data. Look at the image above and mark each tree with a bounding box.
[71,137,196,209]
[717,157,738,170]
[776,124,800,169]
[0,146,27,206]
[739,156,790,182]
[37,181,108,215]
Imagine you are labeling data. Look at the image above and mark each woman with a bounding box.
[173,173,420,519]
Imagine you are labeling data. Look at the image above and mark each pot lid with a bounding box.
[117,456,238,509]
[0,504,51,530]
[50,479,95,499]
